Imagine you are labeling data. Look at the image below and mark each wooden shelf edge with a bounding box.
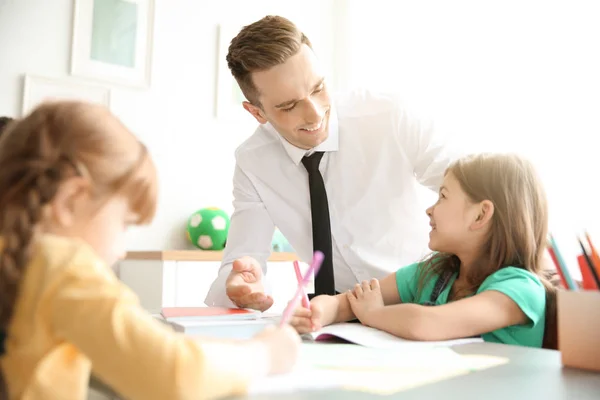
[124,250,298,262]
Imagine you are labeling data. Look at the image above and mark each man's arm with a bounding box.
[204,164,275,307]
[393,101,458,191]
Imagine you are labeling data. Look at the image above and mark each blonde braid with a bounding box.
[0,106,83,400]
[0,163,65,398]
[0,165,64,329]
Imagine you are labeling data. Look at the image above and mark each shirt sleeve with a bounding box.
[478,267,546,327]
[204,163,275,307]
[49,249,271,400]
[392,98,459,191]
[395,262,421,303]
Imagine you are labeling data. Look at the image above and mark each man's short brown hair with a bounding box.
[0,117,14,137]
[226,15,312,106]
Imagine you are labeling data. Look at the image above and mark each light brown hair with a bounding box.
[226,15,312,105]
[417,153,560,349]
[0,101,157,394]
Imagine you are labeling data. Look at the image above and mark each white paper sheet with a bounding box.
[249,343,507,395]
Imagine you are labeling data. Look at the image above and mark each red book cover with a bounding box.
[161,307,257,320]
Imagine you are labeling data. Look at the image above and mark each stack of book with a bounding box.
[155,306,280,340]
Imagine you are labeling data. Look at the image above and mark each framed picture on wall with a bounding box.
[21,75,111,117]
[70,0,155,89]
[215,23,248,119]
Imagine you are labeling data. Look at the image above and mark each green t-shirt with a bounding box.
[395,263,546,348]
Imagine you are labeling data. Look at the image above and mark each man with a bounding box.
[205,15,457,311]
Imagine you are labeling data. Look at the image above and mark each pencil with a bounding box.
[584,232,600,276]
[280,251,324,326]
[293,260,311,308]
[547,246,568,289]
[549,235,578,290]
[578,237,600,290]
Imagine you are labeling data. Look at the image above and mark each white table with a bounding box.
[90,328,600,400]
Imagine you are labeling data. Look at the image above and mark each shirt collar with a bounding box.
[264,106,339,166]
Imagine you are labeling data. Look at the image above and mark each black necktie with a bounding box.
[301,152,335,296]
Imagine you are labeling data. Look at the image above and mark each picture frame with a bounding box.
[21,75,111,117]
[215,23,248,119]
[70,0,155,89]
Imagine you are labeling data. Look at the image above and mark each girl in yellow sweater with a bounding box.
[0,101,300,400]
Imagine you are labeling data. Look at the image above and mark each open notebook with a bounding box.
[305,323,483,349]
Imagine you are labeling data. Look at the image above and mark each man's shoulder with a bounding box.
[334,89,435,126]
[234,124,280,161]
[334,88,404,118]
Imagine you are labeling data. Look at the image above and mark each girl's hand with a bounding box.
[288,295,338,333]
[347,278,385,326]
[253,324,301,375]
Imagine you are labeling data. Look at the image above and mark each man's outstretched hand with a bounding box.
[225,256,274,311]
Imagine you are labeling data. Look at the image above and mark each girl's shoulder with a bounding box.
[478,266,545,296]
[34,234,110,279]
[485,266,542,283]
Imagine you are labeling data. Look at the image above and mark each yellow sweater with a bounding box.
[0,235,269,400]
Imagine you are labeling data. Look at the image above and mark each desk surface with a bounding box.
[90,327,600,400]
[228,341,600,400]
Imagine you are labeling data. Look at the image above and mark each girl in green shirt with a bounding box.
[291,153,559,349]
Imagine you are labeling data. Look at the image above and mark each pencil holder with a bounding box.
[558,290,600,372]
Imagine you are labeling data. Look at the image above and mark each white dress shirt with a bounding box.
[205,90,457,307]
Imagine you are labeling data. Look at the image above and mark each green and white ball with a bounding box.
[186,207,230,250]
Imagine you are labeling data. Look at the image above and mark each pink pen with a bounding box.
[293,260,311,309]
[280,251,324,326]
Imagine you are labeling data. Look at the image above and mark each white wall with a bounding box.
[0,0,338,250]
